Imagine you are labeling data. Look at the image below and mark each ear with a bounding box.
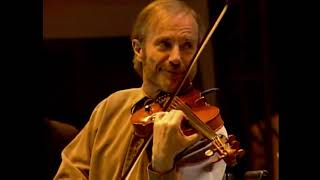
[132,39,144,62]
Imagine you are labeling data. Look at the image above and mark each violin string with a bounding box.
[212,136,225,155]
[172,97,217,140]
[171,98,208,134]
[172,97,227,154]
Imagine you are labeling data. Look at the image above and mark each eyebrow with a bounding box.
[154,36,197,43]
[154,36,171,43]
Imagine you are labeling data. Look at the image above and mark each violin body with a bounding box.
[131,88,222,136]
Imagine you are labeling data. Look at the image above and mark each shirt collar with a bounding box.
[130,87,151,114]
[130,88,172,114]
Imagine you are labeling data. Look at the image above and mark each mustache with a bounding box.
[160,66,186,74]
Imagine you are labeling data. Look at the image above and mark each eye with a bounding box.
[180,42,194,51]
[157,40,172,50]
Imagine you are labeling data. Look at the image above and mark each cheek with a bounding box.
[182,51,197,67]
[143,56,159,75]
[184,50,196,61]
[146,51,168,71]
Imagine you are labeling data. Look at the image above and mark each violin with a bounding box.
[131,87,223,138]
[131,85,244,166]
[122,2,244,179]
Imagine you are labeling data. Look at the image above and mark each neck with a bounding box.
[142,82,161,99]
[142,81,193,100]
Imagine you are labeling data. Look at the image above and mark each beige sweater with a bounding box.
[54,88,226,180]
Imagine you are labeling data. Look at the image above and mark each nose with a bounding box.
[169,45,182,68]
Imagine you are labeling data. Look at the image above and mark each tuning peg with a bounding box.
[228,134,236,142]
[230,140,240,149]
[237,149,245,159]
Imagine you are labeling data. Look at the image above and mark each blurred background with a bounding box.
[42,0,279,179]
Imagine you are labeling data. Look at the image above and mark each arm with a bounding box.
[147,110,201,180]
[54,106,102,180]
[147,110,228,180]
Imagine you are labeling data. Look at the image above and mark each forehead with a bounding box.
[146,12,199,40]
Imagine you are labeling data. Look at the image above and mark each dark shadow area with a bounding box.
[208,0,279,179]
[43,37,142,129]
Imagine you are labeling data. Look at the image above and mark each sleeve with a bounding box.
[177,126,228,180]
[53,101,106,180]
[146,126,228,180]
[147,163,179,180]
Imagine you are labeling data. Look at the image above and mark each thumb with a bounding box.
[185,133,202,146]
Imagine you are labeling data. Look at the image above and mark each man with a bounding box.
[54,0,229,179]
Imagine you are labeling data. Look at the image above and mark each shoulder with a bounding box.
[109,88,142,98]
[107,88,144,104]
[94,88,144,111]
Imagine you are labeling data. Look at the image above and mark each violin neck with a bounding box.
[186,114,218,140]
[171,96,218,141]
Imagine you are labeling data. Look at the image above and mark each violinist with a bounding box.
[54,0,238,179]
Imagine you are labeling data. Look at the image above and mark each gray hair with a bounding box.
[131,0,205,77]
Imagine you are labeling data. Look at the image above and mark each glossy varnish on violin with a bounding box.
[131,87,244,166]
[131,88,224,137]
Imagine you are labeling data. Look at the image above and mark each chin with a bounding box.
[157,74,184,92]
[160,82,179,93]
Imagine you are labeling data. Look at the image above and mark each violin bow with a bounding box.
[164,3,229,110]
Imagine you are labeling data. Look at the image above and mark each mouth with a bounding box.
[162,70,185,79]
